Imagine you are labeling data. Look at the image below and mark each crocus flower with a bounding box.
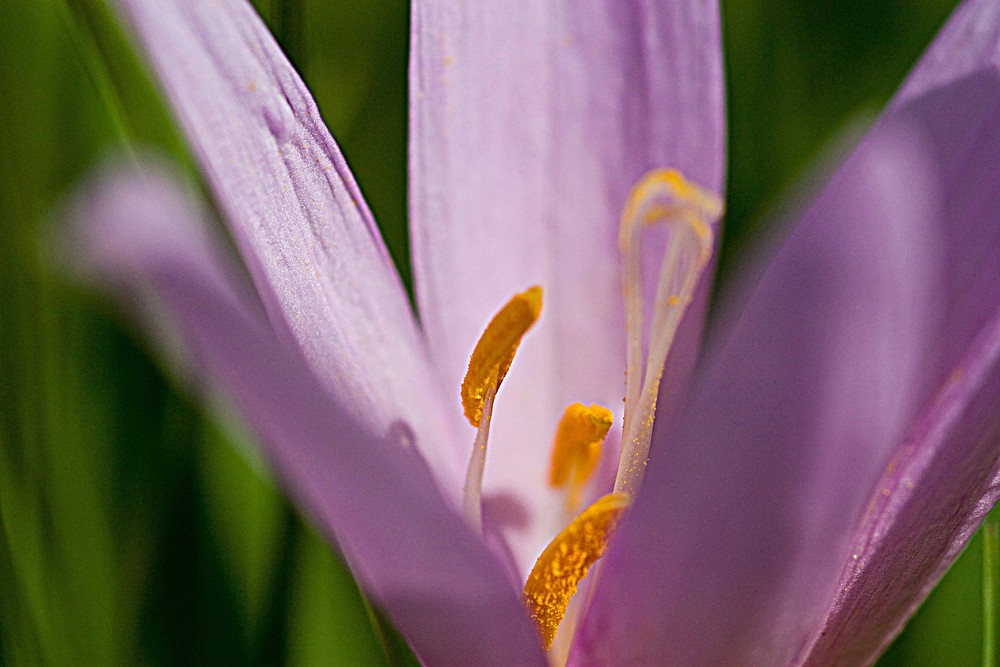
[67,0,1000,664]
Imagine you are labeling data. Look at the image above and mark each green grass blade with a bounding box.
[984,519,998,667]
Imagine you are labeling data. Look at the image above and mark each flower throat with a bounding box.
[459,169,721,650]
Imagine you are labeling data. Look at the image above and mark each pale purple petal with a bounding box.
[894,0,1000,104]
[409,0,725,570]
[67,159,546,667]
[801,1,1000,661]
[116,0,466,494]
[802,308,1000,667]
[575,120,944,665]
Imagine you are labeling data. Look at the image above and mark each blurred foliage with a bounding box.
[2,0,992,664]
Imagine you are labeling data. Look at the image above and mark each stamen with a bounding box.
[616,169,721,496]
[523,492,630,649]
[548,403,614,512]
[461,286,543,427]
[461,286,543,531]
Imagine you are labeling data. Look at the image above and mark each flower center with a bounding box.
[459,169,721,650]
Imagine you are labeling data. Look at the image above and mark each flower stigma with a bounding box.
[615,169,721,496]
[459,169,720,652]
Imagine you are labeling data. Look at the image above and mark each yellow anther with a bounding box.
[549,403,614,510]
[523,492,631,650]
[460,286,543,427]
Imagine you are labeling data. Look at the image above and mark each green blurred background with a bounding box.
[0,0,988,664]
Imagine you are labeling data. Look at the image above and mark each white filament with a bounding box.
[462,384,497,533]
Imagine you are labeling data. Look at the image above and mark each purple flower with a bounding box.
[67,0,1000,665]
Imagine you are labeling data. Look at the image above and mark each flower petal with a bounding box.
[804,296,1000,667]
[574,118,945,665]
[802,4,1000,662]
[894,0,1000,105]
[409,0,725,571]
[115,0,465,491]
[66,159,547,667]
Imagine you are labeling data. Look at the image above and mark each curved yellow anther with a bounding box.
[549,403,614,510]
[523,492,630,650]
[461,286,543,427]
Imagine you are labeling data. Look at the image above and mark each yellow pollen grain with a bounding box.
[460,286,542,427]
[523,492,630,650]
[549,404,614,509]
